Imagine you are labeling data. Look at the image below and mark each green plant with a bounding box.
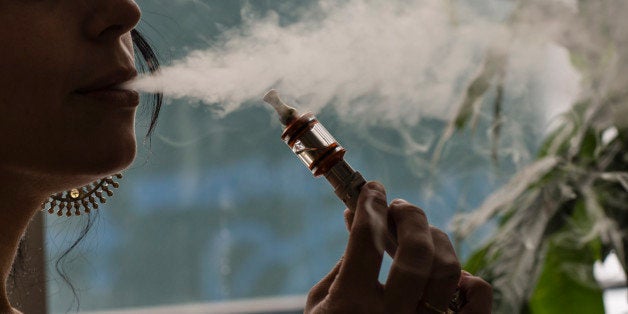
[446,1,628,312]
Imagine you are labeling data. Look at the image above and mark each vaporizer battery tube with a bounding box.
[281,113,347,177]
[324,160,366,211]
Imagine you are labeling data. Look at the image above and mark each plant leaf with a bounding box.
[528,237,605,314]
[599,172,628,192]
[453,48,507,130]
[452,156,561,237]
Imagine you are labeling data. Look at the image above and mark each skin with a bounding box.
[306,182,493,313]
[459,270,493,313]
[0,2,492,314]
[0,0,141,313]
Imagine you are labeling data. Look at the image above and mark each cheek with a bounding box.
[0,42,136,176]
[0,40,73,160]
[1,18,75,90]
[0,26,76,139]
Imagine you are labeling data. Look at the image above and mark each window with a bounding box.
[32,1,627,313]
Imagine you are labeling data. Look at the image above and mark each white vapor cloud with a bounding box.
[131,0,518,125]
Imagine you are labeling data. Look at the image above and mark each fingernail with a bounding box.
[461,270,472,277]
[362,181,387,207]
[364,181,385,193]
[390,198,408,206]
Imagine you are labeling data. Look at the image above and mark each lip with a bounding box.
[75,69,139,107]
[76,89,140,108]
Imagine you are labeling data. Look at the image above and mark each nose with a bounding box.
[84,0,142,41]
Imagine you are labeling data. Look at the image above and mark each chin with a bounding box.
[87,133,138,176]
[5,110,140,192]
[51,143,136,191]
[43,129,138,189]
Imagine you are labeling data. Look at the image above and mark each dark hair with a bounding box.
[10,29,163,313]
[131,29,163,140]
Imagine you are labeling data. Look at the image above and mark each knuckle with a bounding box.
[359,187,388,210]
[399,233,434,258]
[427,227,461,281]
[429,228,457,261]
[442,264,462,283]
[429,227,455,249]
[472,277,493,293]
[364,190,388,207]
[390,201,428,220]
[429,226,448,239]
[437,257,460,271]
[432,255,461,281]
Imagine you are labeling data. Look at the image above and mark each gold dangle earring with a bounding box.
[41,174,123,216]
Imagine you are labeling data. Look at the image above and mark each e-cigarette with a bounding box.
[263,89,398,255]
[264,90,464,310]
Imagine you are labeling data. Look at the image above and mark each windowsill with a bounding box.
[81,295,306,314]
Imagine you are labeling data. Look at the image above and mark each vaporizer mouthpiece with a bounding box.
[263,89,299,126]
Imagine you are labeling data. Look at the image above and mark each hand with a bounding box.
[305,182,463,314]
[456,271,492,313]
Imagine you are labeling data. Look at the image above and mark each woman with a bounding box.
[0,1,491,313]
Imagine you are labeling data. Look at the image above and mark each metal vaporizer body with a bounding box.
[264,90,398,255]
[264,90,366,211]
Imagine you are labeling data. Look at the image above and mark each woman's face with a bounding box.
[0,0,142,189]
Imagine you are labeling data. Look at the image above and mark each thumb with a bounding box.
[306,259,343,310]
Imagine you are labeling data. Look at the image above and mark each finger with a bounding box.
[334,181,388,296]
[344,208,355,232]
[458,272,493,314]
[306,259,343,311]
[418,227,461,313]
[384,199,434,313]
